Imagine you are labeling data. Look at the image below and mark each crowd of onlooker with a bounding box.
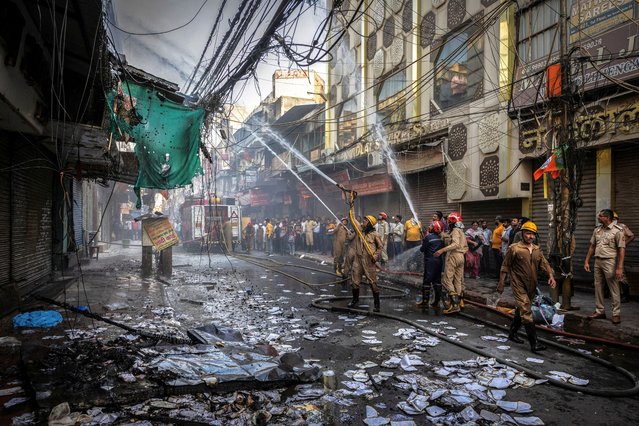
[242,216,338,256]
[461,216,533,280]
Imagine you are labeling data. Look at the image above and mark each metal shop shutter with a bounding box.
[11,147,54,294]
[72,179,83,249]
[460,199,523,226]
[360,191,401,219]
[614,145,639,292]
[406,167,459,221]
[0,142,12,314]
[571,153,597,283]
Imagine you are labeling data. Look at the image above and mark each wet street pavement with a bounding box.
[2,246,639,425]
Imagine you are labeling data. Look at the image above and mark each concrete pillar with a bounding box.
[596,148,612,214]
[160,247,172,277]
[142,246,153,276]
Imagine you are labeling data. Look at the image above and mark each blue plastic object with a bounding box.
[12,310,63,328]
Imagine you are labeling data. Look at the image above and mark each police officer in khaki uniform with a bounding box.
[434,212,468,314]
[613,211,634,303]
[347,215,383,312]
[497,221,556,353]
[584,209,626,324]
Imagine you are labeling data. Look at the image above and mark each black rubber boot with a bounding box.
[442,292,451,310]
[621,282,630,303]
[373,292,381,312]
[416,289,430,306]
[347,289,359,308]
[525,323,547,353]
[430,284,442,307]
[508,310,524,344]
[443,293,460,314]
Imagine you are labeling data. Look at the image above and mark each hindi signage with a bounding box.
[143,218,179,251]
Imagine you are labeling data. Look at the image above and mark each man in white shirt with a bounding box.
[392,215,404,257]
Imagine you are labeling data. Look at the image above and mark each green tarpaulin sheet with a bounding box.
[107,81,204,207]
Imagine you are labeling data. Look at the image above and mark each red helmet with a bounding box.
[448,212,462,223]
[379,212,388,220]
[432,220,443,234]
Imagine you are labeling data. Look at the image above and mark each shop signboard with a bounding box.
[143,218,179,251]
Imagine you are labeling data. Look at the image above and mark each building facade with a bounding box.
[324,0,527,222]
[226,70,326,220]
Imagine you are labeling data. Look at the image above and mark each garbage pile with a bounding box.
[21,324,320,408]
[11,390,330,425]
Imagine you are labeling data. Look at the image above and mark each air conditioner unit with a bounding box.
[367,152,384,168]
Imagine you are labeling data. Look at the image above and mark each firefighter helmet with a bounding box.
[432,220,443,234]
[521,221,538,234]
[448,212,462,223]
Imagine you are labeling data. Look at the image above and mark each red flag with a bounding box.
[534,149,564,181]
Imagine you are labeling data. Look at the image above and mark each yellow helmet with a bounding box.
[613,211,619,220]
[521,221,538,234]
[365,215,377,226]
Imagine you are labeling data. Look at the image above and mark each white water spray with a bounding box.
[255,135,339,222]
[371,120,419,224]
[260,124,337,186]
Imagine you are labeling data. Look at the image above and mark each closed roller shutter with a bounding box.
[572,152,597,283]
[406,167,459,221]
[0,139,13,315]
[613,145,639,293]
[11,147,54,294]
[461,199,522,225]
[73,179,83,249]
[360,192,400,218]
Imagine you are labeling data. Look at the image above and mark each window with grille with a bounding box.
[517,0,560,63]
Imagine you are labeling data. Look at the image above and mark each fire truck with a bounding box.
[179,198,243,253]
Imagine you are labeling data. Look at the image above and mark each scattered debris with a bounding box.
[48,402,93,426]
[547,371,589,386]
[0,386,24,397]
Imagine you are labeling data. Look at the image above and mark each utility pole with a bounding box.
[549,0,580,310]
